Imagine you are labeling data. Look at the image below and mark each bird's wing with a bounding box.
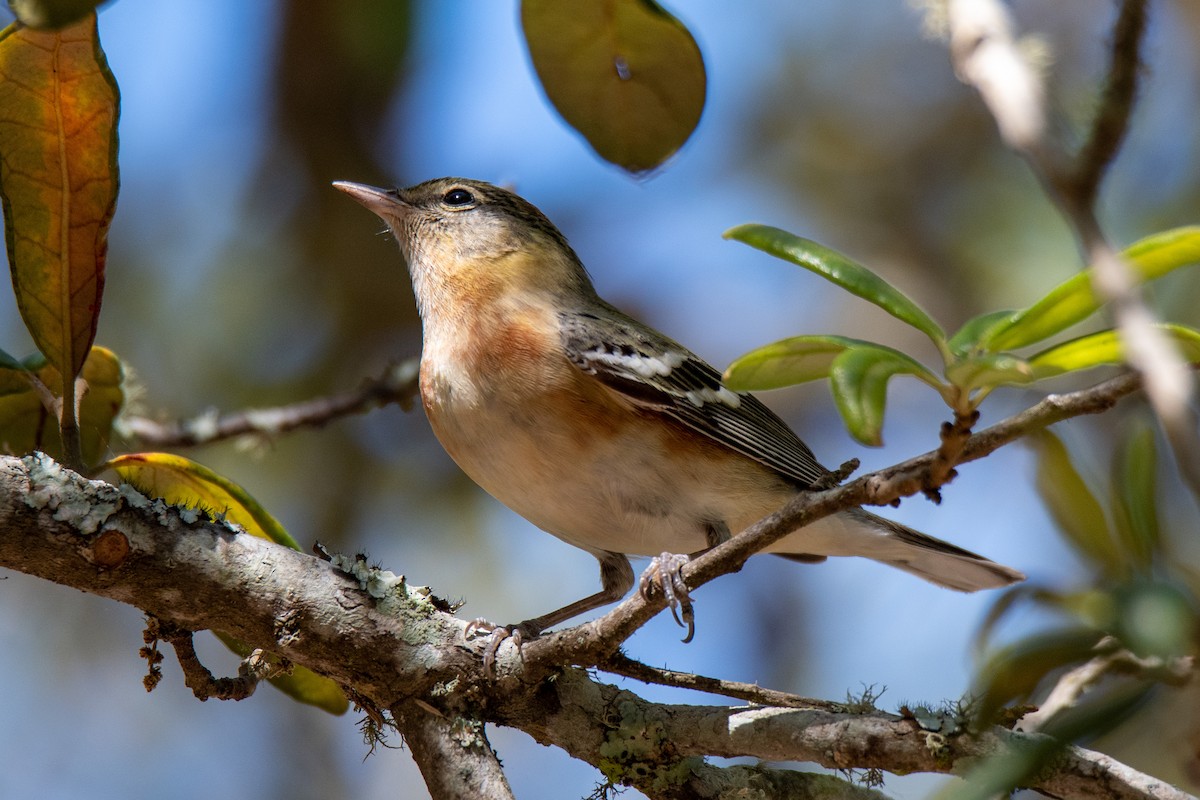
[559,307,829,488]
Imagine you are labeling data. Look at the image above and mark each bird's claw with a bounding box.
[465,618,530,677]
[639,552,696,643]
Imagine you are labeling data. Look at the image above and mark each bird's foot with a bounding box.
[464,618,540,677]
[639,552,695,643]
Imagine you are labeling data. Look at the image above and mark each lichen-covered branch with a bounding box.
[392,701,517,800]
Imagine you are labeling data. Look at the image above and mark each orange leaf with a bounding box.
[0,13,119,382]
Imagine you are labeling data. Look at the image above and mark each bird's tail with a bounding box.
[776,507,1024,592]
[848,508,1024,591]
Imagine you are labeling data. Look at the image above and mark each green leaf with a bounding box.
[972,626,1103,724]
[521,0,705,173]
[725,224,947,347]
[105,453,302,551]
[948,680,1151,800]
[0,344,122,465]
[1028,324,1200,381]
[944,352,1033,392]
[1031,430,1122,575]
[722,334,863,391]
[829,345,940,446]
[947,309,1018,356]
[1111,422,1159,571]
[0,14,119,381]
[213,632,348,715]
[982,227,1200,351]
[1113,581,1195,658]
[8,0,105,29]
[0,347,22,369]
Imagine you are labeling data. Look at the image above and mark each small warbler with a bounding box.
[335,177,1023,647]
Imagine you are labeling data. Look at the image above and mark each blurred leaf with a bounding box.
[725,224,947,347]
[213,631,348,716]
[982,227,1200,352]
[8,0,103,29]
[0,14,119,381]
[0,344,122,464]
[973,627,1102,724]
[521,0,704,173]
[946,680,1152,800]
[829,345,939,446]
[723,334,861,391]
[1028,325,1200,381]
[1113,581,1195,658]
[947,309,1017,356]
[106,453,302,551]
[974,585,1071,655]
[944,352,1033,392]
[1031,430,1122,575]
[1111,422,1160,571]
[0,347,21,369]
[937,736,1061,800]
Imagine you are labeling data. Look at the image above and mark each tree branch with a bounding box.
[392,700,517,800]
[943,0,1200,500]
[1075,0,1147,203]
[0,372,1177,799]
[600,651,849,712]
[119,360,419,448]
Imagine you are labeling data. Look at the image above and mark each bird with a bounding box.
[335,176,1024,655]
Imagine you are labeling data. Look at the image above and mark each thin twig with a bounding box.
[120,359,419,448]
[600,651,849,712]
[944,0,1200,503]
[1075,0,1148,204]
[1017,637,1194,733]
[149,619,272,702]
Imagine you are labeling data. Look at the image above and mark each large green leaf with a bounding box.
[982,227,1200,352]
[1031,431,1121,575]
[725,224,946,347]
[521,0,705,173]
[1027,324,1200,381]
[722,334,863,391]
[829,345,940,446]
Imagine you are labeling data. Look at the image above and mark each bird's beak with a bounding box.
[332,181,404,219]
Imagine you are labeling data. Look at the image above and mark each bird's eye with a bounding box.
[442,188,475,207]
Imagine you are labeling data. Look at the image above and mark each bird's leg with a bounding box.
[466,552,633,675]
[638,520,729,644]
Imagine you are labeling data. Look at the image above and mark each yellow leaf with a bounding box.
[0,345,122,465]
[106,453,301,551]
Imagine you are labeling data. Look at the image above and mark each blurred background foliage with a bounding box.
[1,1,1198,798]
